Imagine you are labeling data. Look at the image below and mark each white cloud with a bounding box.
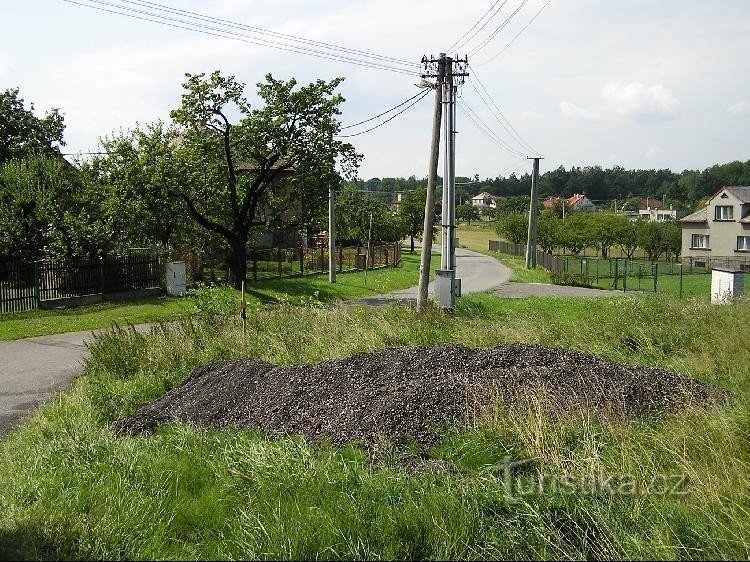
[728,101,749,115]
[560,82,678,123]
[601,83,678,120]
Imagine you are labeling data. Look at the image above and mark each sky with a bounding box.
[2,0,749,180]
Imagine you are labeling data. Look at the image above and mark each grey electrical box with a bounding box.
[435,269,456,309]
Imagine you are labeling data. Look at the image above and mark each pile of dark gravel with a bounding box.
[113,344,729,449]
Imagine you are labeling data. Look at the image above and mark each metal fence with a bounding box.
[0,252,160,315]
[248,243,402,282]
[488,240,565,275]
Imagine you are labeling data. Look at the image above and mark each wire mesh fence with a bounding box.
[248,243,402,282]
[489,238,750,298]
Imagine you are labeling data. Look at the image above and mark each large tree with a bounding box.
[0,88,65,166]
[160,71,359,288]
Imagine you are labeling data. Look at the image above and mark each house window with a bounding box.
[715,205,734,220]
[738,236,750,251]
[692,234,710,249]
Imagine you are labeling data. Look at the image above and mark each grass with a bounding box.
[1,293,750,559]
[0,250,431,341]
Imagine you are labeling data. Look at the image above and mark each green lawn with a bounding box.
[2,294,750,559]
[0,250,431,341]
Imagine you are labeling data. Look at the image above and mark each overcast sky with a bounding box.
[2,0,749,179]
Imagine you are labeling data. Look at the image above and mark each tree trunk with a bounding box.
[227,238,247,290]
[410,235,415,254]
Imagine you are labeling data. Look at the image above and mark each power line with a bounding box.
[467,0,529,57]
[340,90,427,130]
[114,0,417,68]
[477,0,554,65]
[457,98,525,160]
[466,66,537,154]
[336,89,431,137]
[447,0,509,54]
[62,0,417,76]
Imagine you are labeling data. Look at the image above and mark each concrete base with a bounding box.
[435,269,457,310]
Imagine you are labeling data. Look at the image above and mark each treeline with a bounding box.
[349,160,750,213]
[495,211,682,261]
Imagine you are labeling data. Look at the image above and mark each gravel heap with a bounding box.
[113,344,729,449]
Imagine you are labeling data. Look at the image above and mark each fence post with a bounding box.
[679,263,684,299]
[653,263,658,293]
[613,258,619,290]
[33,260,41,308]
[277,249,282,278]
[299,247,304,277]
[99,256,105,295]
[623,260,628,292]
[339,245,343,273]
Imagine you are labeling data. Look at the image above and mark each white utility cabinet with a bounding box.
[165,261,187,297]
[711,267,744,304]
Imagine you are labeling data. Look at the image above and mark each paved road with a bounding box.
[0,248,625,437]
[0,330,92,435]
[355,247,511,306]
[0,325,150,436]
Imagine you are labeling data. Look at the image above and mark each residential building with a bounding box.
[679,186,750,259]
[471,191,500,209]
[567,193,597,212]
[541,193,597,212]
[638,206,679,222]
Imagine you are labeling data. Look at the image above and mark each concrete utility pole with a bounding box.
[328,184,336,283]
[416,54,446,312]
[525,156,543,269]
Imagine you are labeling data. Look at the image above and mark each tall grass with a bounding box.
[1,295,749,559]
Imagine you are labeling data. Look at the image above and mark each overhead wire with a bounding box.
[476,0,553,65]
[336,89,431,137]
[61,0,418,75]
[457,96,526,160]
[340,90,428,130]
[112,0,417,68]
[446,0,509,54]
[467,65,537,154]
[467,0,529,57]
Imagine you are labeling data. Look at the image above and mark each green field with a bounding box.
[2,294,749,559]
[0,250,431,341]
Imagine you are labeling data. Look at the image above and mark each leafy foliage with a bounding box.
[0,88,65,165]
[495,213,528,245]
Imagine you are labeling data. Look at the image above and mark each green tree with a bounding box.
[558,213,591,255]
[588,214,621,258]
[662,220,682,260]
[616,218,640,259]
[637,221,666,262]
[494,195,531,218]
[161,71,360,289]
[495,213,528,245]
[335,185,403,246]
[397,188,426,253]
[456,203,480,225]
[537,214,561,254]
[0,88,65,165]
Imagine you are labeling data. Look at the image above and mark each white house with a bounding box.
[471,192,499,209]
